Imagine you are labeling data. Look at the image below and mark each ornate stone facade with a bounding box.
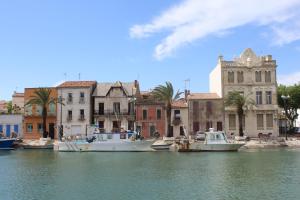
[210,48,279,137]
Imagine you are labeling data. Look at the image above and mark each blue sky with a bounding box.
[1,0,300,100]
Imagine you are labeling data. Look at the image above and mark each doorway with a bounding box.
[49,123,55,139]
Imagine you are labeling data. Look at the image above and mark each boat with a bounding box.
[55,132,155,152]
[151,140,172,150]
[21,138,54,149]
[0,138,16,150]
[185,128,245,152]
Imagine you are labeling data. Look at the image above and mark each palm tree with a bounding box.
[152,82,183,137]
[25,88,56,138]
[224,91,254,136]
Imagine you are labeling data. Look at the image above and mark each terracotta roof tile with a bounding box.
[57,81,96,88]
[172,99,188,108]
[187,93,221,100]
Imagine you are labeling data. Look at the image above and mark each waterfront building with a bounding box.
[0,100,8,114]
[187,93,224,136]
[135,91,166,138]
[92,81,138,133]
[23,88,58,139]
[0,114,23,138]
[171,98,189,137]
[57,81,96,136]
[210,48,279,137]
[12,92,24,114]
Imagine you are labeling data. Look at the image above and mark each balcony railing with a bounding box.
[78,115,85,121]
[172,116,182,126]
[94,109,135,116]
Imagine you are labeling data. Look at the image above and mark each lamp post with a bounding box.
[281,95,290,140]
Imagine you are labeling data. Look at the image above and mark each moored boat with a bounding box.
[0,138,16,150]
[55,132,155,152]
[185,129,245,152]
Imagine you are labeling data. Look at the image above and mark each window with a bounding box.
[255,71,262,82]
[266,114,273,129]
[229,114,236,130]
[36,105,42,116]
[180,126,185,136]
[206,101,212,115]
[98,103,104,115]
[49,103,55,113]
[67,93,73,103]
[113,102,120,114]
[67,110,72,121]
[237,71,244,83]
[228,71,234,83]
[38,123,43,133]
[265,71,271,82]
[193,122,199,132]
[174,110,180,119]
[206,121,213,130]
[266,91,272,104]
[256,91,262,105]
[143,109,148,120]
[217,122,223,131]
[128,121,134,131]
[26,123,33,133]
[80,109,85,120]
[156,109,161,120]
[79,92,85,103]
[257,114,264,130]
[98,121,104,128]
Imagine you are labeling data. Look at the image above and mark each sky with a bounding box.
[1,0,300,100]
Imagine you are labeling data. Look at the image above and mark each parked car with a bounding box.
[295,127,300,134]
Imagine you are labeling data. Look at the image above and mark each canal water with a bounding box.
[1,149,300,200]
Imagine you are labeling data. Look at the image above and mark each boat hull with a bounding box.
[0,139,15,150]
[188,142,244,152]
[56,140,154,152]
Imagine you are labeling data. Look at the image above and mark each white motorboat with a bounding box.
[188,129,245,152]
[55,132,155,152]
[151,140,172,151]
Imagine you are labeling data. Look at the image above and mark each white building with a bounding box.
[0,114,23,137]
[171,99,189,137]
[210,48,279,137]
[57,81,96,136]
[92,81,139,133]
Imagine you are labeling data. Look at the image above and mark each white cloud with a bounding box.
[278,72,300,86]
[130,0,300,60]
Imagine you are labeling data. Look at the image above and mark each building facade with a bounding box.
[171,99,188,138]
[210,48,279,137]
[57,81,96,136]
[12,92,24,114]
[187,93,224,136]
[135,92,166,138]
[23,88,57,139]
[0,114,23,138]
[93,81,138,133]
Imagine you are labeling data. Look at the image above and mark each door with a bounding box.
[150,125,156,137]
[6,125,11,137]
[49,123,55,139]
[14,125,19,137]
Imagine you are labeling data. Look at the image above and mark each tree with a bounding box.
[25,88,56,138]
[6,101,12,114]
[152,82,183,137]
[224,91,255,136]
[277,84,300,131]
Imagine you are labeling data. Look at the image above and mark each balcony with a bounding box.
[172,115,182,126]
[78,115,85,121]
[94,109,135,117]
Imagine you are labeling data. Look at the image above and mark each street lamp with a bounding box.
[281,95,290,140]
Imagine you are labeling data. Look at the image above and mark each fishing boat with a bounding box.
[0,138,16,150]
[186,128,245,152]
[55,132,155,152]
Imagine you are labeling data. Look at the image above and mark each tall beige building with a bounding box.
[210,48,279,137]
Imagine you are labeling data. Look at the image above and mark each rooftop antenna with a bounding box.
[184,79,190,91]
[78,73,81,80]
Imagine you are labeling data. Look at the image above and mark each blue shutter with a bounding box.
[6,125,11,137]
[14,125,19,133]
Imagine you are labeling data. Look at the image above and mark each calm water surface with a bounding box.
[1,149,300,200]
